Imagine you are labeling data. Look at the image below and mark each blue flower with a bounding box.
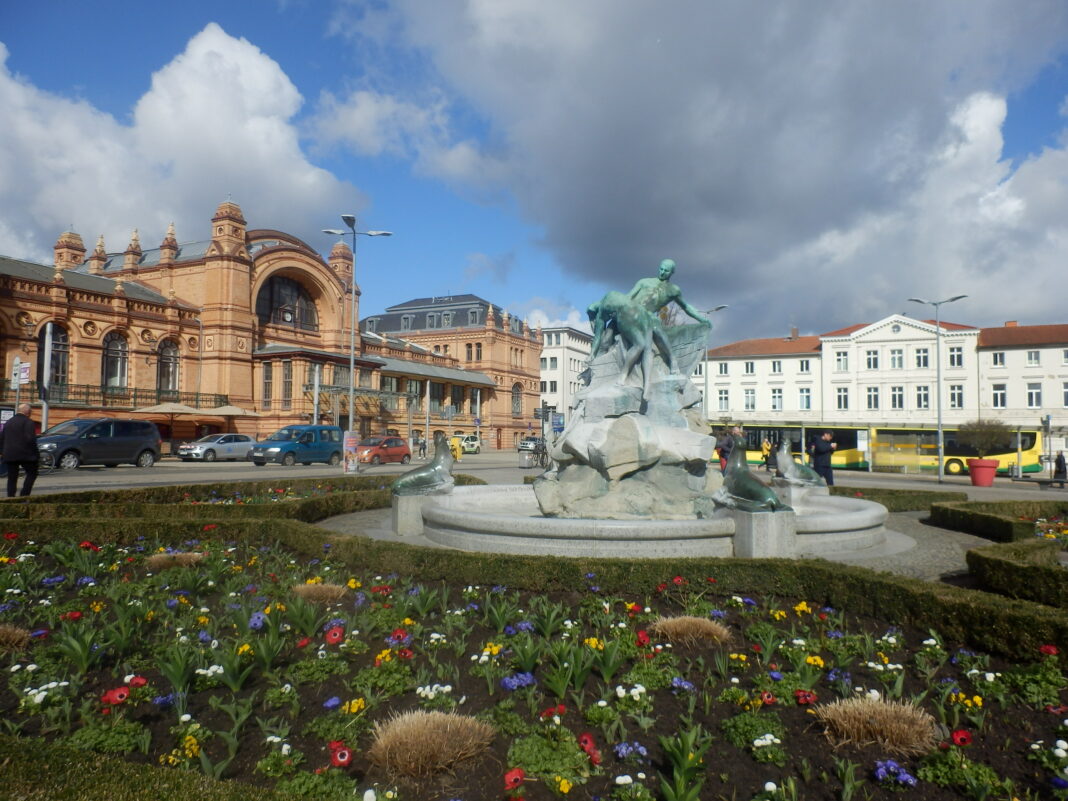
[323,696,341,710]
[768,671,784,682]
[166,598,179,609]
[1052,777,1068,790]
[198,630,212,643]
[503,625,517,636]
[585,572,596,580]
[76,576,96,587]
[826,630,843,639]
[41,575,66,587]
[248,612,267,631]
[515,620,535,633]
[670,676,695,694]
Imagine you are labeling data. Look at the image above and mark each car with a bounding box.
[517,436,542,452]
[461,434,481,454]
[356,435,411,465]
[249,425,343,466]
[37,418,161,470]
[176,433,255,462]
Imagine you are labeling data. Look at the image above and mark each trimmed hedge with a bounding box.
[828,485,967,511]
[0,733,292,801]
[966,538,1068,609]
[931,499,1068,543]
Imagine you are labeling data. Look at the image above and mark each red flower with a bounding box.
[296,636,311,649]
[60,611,83,622]
[330,748,352,767]
[635,630,650,648]
[396,647,414,660]
[587,746,602,765]
[1039,644,1060,656]
[951,729,972,747]
[577,732,595,751]
[78,540,100,552]
[672,575,686,585]
[503,768,526,791]
[127,675,147,688]
[101,687,130,705]
[751,644,763,653]
[324,626,345,645]
[706,577,717,583]
[370,584,393,595]
[389,627,409,642]
[759,691,777,705]
[854,491,864,497]
[3,532,18,540]
[202,524,218,531]
[817,612,828,621]
[327,740,345,751]
[793,689,818,705]
[655,582,668,593]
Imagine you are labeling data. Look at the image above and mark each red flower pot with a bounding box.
[966,458,999,487]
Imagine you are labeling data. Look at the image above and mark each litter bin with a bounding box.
[518,451,534,468]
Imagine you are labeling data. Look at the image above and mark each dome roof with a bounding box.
[55,230,86,250]
[212,200,246,224]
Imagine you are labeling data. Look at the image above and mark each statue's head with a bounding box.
[658,258,676,279]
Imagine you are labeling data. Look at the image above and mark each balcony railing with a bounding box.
[0,381,227,409]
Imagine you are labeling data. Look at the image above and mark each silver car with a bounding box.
[176,434,255,462]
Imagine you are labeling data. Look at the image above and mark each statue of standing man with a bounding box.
[587,259,711,399]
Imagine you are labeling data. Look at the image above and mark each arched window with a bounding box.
[35,324,70,392]
[255,275,318,331]
[101,331,128,389]
[156,339,180,396]
[512,382,523,417]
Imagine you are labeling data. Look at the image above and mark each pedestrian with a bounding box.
[0,403,39,498]
[761,437,772,472]
[418,436,427,459]
[1055,450,1066,482]
[716,426,741,474]
[808,430,837,486]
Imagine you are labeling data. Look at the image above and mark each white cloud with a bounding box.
[0,25,355,265]
[335,1,1068,335]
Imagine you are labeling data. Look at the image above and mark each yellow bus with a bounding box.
[731,423,1043,476]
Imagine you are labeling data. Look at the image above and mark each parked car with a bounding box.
[249,425,343,466]
[176,433,255,462]
[37,418,161,470]
[461,434,482,454]
[356,435,411,465]
[517,436,542,452]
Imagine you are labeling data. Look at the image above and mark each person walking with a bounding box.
[0,403,39,497]
[760,438,772,472]
[418,435,427,460]
[1055,450,1066,482]
[808,430,837,486]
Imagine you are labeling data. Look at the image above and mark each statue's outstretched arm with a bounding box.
[677,297,712,327]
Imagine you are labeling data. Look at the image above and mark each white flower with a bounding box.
[922,638,937,646]
[730,677,739,684]
[615,775,633,785]
[764,781,778,792]
[180,713,192,723]
[597,700,608,707]
[1056,740,1067,750]
[9,665,21,673]
[1054,748,1067,759]
[636,772,646,779]
[265,735,281,744]
[866,689,881,700]
[281,743,291,756]
[615,685,626,699]
[25,664,37,672]
[363,791,377,801]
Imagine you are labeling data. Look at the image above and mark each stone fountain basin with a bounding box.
[420,485,887,559]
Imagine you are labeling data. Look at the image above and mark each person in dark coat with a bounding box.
[808,430,837,486]
[1055,450,1066,482]
[0,403,39,497]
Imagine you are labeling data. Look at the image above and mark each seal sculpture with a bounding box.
[775,440,826,486]
[392,432,455,496]
[714,436,792,512]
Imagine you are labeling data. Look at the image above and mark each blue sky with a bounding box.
[2,1,1067,343]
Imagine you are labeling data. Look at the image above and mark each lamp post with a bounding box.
[700,305,729,423]
[323,216,392,471]
[907,294,967,483]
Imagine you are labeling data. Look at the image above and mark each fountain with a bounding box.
[398,261,887,559]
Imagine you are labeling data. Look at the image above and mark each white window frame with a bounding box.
[890,386,904,410]
[890,349,903,369]
[949,384,963,409]
[915,348,929,368]
[836,387,849,410]
[866,386,879,410]
[744,388,756,411]
[992,384,1006,409]
[770,387,783,411]
[866,350,879,370]
[1027,382,1042,408]
[798,387,811,410]
[916,385,929,410]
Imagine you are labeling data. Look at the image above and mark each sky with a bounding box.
[2,0,1068,347]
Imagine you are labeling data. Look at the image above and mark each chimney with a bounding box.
[1004,321,1018,327]
[789,326,799,340]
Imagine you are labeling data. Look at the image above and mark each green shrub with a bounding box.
[931,500,1068,543]
[829,486,967,511]
[966,539,1067,608]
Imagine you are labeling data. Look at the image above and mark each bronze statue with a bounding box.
[392,431,455,496]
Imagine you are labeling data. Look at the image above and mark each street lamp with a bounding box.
[907,294,967,483]
[700,305,729,422]
[323,216,392,468]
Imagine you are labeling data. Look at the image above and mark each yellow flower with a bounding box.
[237,643,254,656]
[403,617,415,626]
[247,556,258,566]
[145,610,156,621]
[972,695,983,708]
[197,615,210,626]
[89,601,105,613]
[274,602,286,612]
[182,735,200,758]
[178,596,190,605]
[729,653,747,662]
[375,648,393,663]
[231,564,243,572]
[806,655,825,668]
[793,600,813,615]
[583,637,605,651]
[483,642,502,656]
[876,651,889,664]
[770,609,787,621]
[555,775,573,794]
[305,576,323,585]
[347,578,362,589]
[342,698,366,714]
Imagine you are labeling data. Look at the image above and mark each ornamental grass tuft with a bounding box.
[144,552,205,570]
[290,583,349,603]
[367,710,496,778]
[0,623,30,652]
[649,615,730,647]
[814,696,938,755]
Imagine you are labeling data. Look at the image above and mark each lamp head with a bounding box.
[341,214,356,230]
[364,230,393,237]
[907,297,928,305]
[322,228,345,236]
[946,294,968,303]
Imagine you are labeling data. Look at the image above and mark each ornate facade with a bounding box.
[0,202,498,445]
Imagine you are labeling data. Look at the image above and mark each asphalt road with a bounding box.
[22,449,1068,501]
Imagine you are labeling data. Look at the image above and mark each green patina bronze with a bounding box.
[392,431,455,496]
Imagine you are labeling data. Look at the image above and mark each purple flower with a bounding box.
[248,612,267,631]
[671,676,695,694]
[76,576,96,587]
[166,598,179,609]
[323,617,346,632]
[198,630,212,643]
[42,575,67,587]
[826,630,843,639]
[585,573,596,580]
[323,696,341,710]
[1053,777,1068,790]
[710,609,727,619]
[515,620,535,633]
[500,672,536,691]
[768,671,784,682]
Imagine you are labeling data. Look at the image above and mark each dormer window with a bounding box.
[468,309,479,325]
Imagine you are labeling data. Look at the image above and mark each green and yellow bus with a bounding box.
[728,423,1042,476]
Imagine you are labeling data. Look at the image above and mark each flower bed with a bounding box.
[2,532,1067,800]
[965,516,1068,609]
[931,500,1068,543]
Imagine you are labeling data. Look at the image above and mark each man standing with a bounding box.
[809,431,837,486]
[0,403,39,497]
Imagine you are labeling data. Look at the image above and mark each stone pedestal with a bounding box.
[391,495,426,536]
[730,509,797,558]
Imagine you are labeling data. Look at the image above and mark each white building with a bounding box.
[539,326,592,427]
[701,315,1068,447]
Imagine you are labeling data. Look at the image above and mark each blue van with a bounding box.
[249,425,344,467]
